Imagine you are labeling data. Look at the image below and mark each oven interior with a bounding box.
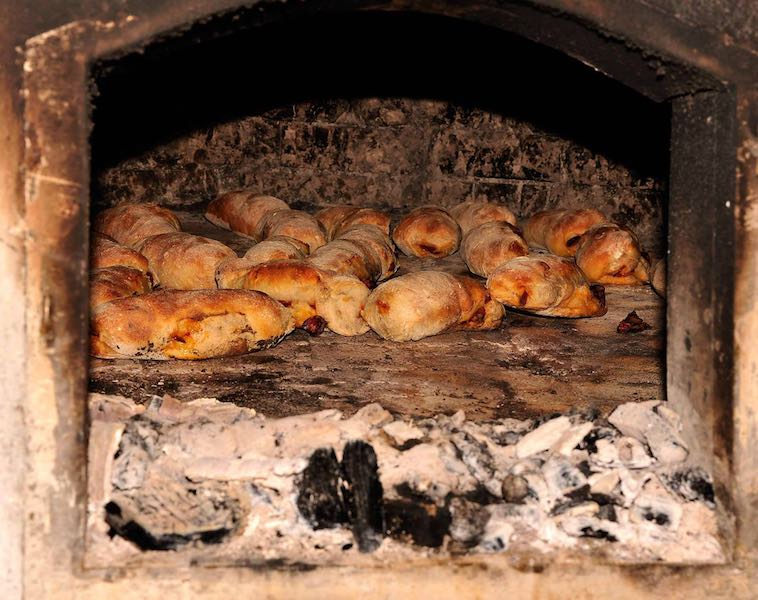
[83,10,729,569]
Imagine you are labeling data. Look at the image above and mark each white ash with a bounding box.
[88,394,725,567]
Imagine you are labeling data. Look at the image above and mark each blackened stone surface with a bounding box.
[296,448,347,529]
[340,441,385,553]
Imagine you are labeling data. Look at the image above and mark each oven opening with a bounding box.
[76,10,731,570]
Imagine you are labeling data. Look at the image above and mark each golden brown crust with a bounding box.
[362,271,503,342]
[315,205,392,240]
[574,224,650,285]
[93,204,182,249]
[90,232,149,273]
[238,260,369,336]
[337,225,398,281]
[215,236,308,289]
[90,289,294,360]
[523,209,606,257]
[89,266,152,311]
[449,275,506,332]
[137,232,237,290]
[487,254,607,318]
[315,205,362,239]
[255,209,327,253]
[460,221,529,278]
[335,208,391,237]
[450,201,517,234]
[392,206,462,258]
[204,191,288,239]
[307,239,375,284]
[245,235,310,260]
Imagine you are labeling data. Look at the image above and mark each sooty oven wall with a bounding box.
[91,12,669,252]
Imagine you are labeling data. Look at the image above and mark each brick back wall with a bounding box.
[94,97,666,251]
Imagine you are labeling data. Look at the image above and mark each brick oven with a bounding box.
[1,1,757,598]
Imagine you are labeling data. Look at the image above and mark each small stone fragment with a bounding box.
[630,476,683,530]
[351,403,393,427]
[608,402,688,464]
[516,416,572,458]
[588,470,620,496]
[501,474,529,504]
[448,497,490,545]
[551,422,594,456]
[661,467,715,507]
[382,420,424,446]
[477,507,514,552]
[591,437,653,469]
[542,457,588,499]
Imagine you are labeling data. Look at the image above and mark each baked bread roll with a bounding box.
[487,255,606,317]
[93,204,182,249]
[574,224,650,285]
[450,201,517,234]
[205,191,288,239]
[244,235,309,262]
[90,289,294,360]
[307,239,375,285]
[650,258,666,298]
[315,205,361,240]
[90,232,149,273]
[214,236,308,290]
[315,205,391,240]
[335,208,391,238]
[523,208,606,257]
[362,271,504,342]
[460,221,529,278]
[255,209,327,253]
[137,232,237,290]
[392,206,462,258]
[226,260,370,336]
[337,225,397,281]
[89,266,151,311]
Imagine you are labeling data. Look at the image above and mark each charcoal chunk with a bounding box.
[341,440,385,553]
[296,448,347,529]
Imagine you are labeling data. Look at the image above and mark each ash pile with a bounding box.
[89,394,725,566]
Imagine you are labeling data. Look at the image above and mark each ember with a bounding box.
[617,310,652,333]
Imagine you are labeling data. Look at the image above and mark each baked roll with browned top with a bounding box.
[223,260,370,336]
[523,208,606,257]
[214,236,308,290]
[450,201,517,234]
[362,271,504,342]
[487,254,606,318]
[337,225,397,281]
[137,232,237,290]
[205,191,288,239]
[90,232,149,273]
[307,239,376,285]
[94,204,182,249]
[89,266,152,311]
[461,221,529,278]
[392,206,462,258]
[90,289,294,360]
[316,205,391,240]
[255,209,327,253]
[574,224,650,285]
